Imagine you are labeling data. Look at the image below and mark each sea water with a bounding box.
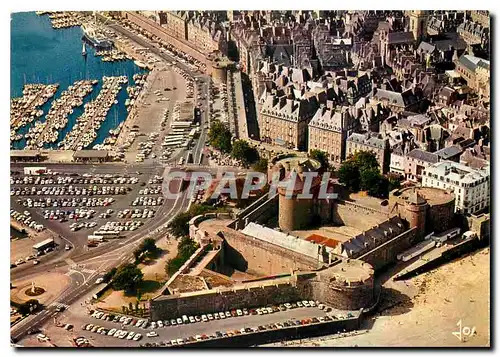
[11,11,146,149]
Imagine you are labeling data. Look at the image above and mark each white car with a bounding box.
[146,331,158,338]
[126,331,135,340]
[157,320,164,328]
[133,333,142,341]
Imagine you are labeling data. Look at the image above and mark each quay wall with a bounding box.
[180,316,362,347]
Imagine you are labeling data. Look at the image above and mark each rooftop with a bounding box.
[407,149,439,163]
[393,186,455,206]
[73,150,109,159]
[424,160,490,184]
[241,222,330,260]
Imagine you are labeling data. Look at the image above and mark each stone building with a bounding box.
[457,20,489,49]
[370,87,423,113]
[426,11,465,36]
[469,11,490,29]
[333,70,373,105]
[454,54,490,100]
[161,11,227,54]
[406,10,430,42]
[346,132,390,173]
[308,106,359,165]
[312,24,353,71]
[259,90,318,150]
[388,186,456,235]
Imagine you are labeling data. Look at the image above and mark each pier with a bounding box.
[25,80,96,149]
[10,84,59,136]
[60,76,128,150]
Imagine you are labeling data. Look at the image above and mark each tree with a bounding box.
[388,173,403,192]
[309,149,329,170]
[18,299,40,316]
[351,151,379,172]
[135,300,140,311]
[178,237,199,259]
[252,158,268,173]
[360,168,390,198]
[141,238,158,255]
[165,256,185,276]
[231,139,259,165]
[360,168,381,192]
[112,264,144,293]
[338,160,360,192]
[208,120,232,153]
[128,302,133,312]
[103,267,117,283]
[133,248,143,262]
[168,204,223,238]
[165,237,200,276]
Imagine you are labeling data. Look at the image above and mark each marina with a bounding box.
[24,80,96,149]
[95,49,132,63]
[46,12,82,29]
[11,12,147,151]
[125,73,148,112]
[10,84,59,136]
[59,76,128,151]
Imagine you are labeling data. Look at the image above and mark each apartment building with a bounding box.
[259,92,318,150]
[422,161,490,214]
[405,148,439,182]
[308,106,359,165]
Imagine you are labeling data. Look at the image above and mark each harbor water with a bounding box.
[11,11,147,149]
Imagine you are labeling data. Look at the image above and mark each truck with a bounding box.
[24,167,47,176]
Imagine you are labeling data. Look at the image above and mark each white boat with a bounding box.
[134,60,147,69]
[82,42,87,56]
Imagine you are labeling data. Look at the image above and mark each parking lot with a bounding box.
[40,299,358,347]
[10,165,166,264]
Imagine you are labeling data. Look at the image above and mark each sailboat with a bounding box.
[82,42,87,57]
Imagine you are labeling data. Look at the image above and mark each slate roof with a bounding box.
[387,32,415,44]
[458,54,490,72]
[434,145,463,160]
[407,149,439,163]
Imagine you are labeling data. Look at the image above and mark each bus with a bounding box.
[93,231,120,238]
[87,235,104,242]
[33,238,55,253]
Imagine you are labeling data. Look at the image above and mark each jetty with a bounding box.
[60,76,128,151]
[25,80,96,149]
